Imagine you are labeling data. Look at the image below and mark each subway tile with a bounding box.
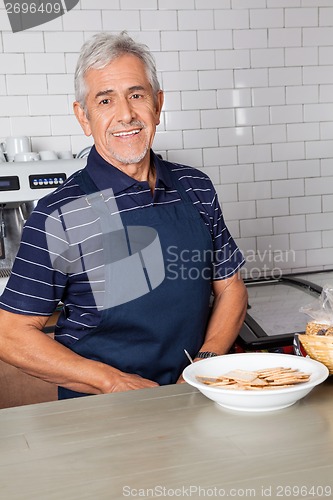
[6,75,47,95]
[180,51,215,71]
[321,159,333,176]
[217,89,252,108]
[199,70,234,90]
[307,248,333,268]
[286,85,318,104]
[197,0,229,7]
[129,31,161,51]
[236,106,269,126]
[319,47,333,65]
[306,213,333,232]
[183,129,218,149]
[267,0,300,7]
[29,95,69,115]
[178,10,214,30]
[287,123,320,142]
[233,29,268,49]
[270,105,303,124]
[141,10,177,30]
[251,48,284,68]
[323,231,333,248]
[268,28,301,47]
[203,146,238,166]
[121,0,157,8]
[234,68,268,88]
[197,30,232,50]
[305,176,333,195]
[165,111,200,131]
[3,32,44,52]
[303,27,333,46]
[304,103,333,122]
[274,215,306,234]
[240,217,273,237]
[45,32,84,52]
[31,135,72,154]
[215,183,238,203]
[272,179,305,198]
[167,149,203,169]
[162,71,198,91]
[214,9,249,29]
[81,0,119,7]
[269,67,302,86]
[63,9,102,31]
[47,75,74,95]
[162,92,181,111]
[257,198,289,217]
[272,142,305,161]
[303,66,333,84]
[0,96,29,116]
[161,31,197,51]
[51,115,83,135]
[225,202,257,222]
[154,52,179,72]
[201,109,235,129]
[238,144,272,164]
[220,164,254,184]
[250,9,284,28]
[234,0,265,7]
[319,7,333,26]
[322,195,333,212]
[10,116,51,136]
[0,117,10,137]
[159,0,194,7]
[253,124,286,144]
[216,50,250,70]
[181,90,216,109]
[287,159,320,179]
[25,53,65,74]
[153,130,183,150]
[218,127,253,147]
[290,232,322,251]
[239,181,271,201]
[306,140,333,160]
[252,87,285,106]
[320,84,333,103]
[201,166,220,185]
[0,54,24,74]
[257,235,290,257]
[285,47,318,66]
[285,8,318,27]
[254,162,287,181]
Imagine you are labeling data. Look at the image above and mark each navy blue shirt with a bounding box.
[0,147,244,347]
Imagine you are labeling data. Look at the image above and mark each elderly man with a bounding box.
[0,32,247,399]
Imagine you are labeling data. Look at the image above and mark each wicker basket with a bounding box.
[299,322,333,375]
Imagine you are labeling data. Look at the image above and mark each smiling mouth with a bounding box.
[112,129,141,138]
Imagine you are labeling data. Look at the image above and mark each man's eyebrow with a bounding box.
[94,85,146,100]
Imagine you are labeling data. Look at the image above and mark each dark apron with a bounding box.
[58,167,213,399]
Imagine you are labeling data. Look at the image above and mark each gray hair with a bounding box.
[74,31,161,110]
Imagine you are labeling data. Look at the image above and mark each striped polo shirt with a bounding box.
[0,147,244,347]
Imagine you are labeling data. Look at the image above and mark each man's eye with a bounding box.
[100,98,110,105]
[131,94,142,99]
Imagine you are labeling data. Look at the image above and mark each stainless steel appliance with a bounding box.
[238,271,333,351]
[0,158,86,293]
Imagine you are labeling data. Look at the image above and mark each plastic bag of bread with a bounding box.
[300,284,333,336]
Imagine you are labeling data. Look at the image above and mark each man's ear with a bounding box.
[73,101,92,137]
[155,90,164,126]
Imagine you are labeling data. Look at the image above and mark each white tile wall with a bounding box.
[0,1,332,275]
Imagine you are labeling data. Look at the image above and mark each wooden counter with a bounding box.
[0,379,333,499]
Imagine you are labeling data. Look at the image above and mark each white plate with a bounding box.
[182,352,329,412]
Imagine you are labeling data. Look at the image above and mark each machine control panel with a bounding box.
[0,176,20,191]
[29,173,67,189]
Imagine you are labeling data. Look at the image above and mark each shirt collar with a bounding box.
[85,146,173,194]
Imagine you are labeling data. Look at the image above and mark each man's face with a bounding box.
[74,54,163,172]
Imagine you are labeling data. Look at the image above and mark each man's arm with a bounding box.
[0,309,158,394]
[195,272,248,358]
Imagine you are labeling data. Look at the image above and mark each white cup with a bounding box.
[14,152,40,162]
[0,151,6,163]
[39,150,58,161]
[1,136,31,162]
[57,150,73,159]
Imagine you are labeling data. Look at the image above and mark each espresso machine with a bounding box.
[0,158,86,293]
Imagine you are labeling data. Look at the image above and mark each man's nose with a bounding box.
[116,97,135,123]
